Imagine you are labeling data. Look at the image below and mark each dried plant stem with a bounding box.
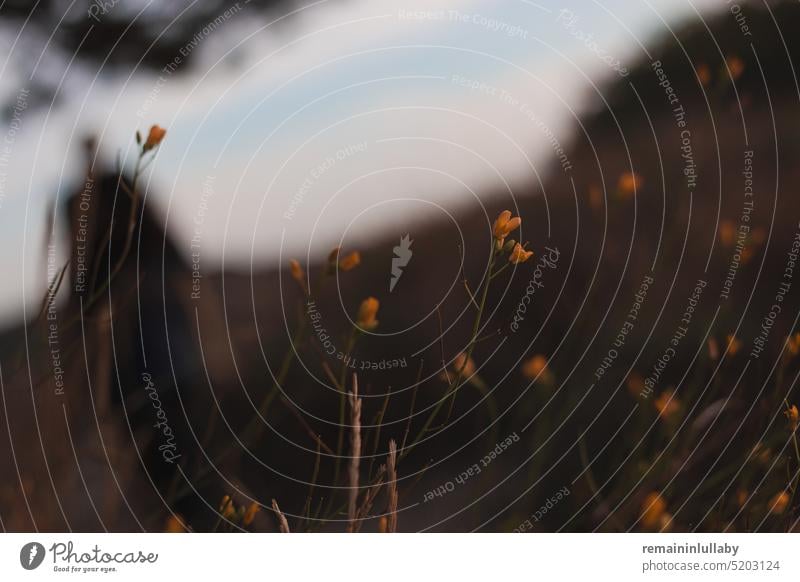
[272,499,291,533]
[347,373,362,532]
[36,260,70,322]
[334,329,359,481]
[387,439,398,533]
[367,386,393,478]
[354,468,385,533]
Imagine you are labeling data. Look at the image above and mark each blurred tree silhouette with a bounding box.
[0,0,320,115]
[1,0,308,69]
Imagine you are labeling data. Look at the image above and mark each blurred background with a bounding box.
[0,0,727,322]
[2,0,800,533]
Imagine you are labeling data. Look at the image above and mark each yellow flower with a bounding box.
[787,333,800,357]
[654,389,680,419]
[589,185,603,210]
[718,220,736,247]
[289,259,302,281]
[726,334,741,356]
[143,124,167,151]
[785,404,799,432]
[289,259,307,293]
[641,492,667,529]
[708,338,719,361]
[164,514,187,533]
[439,352,477,382]
[752,442,771,464]
[339,251,361,272]
[509,243,534,264]
[356,297,380,331]
[736,489,749,508]
[243,502,260,526]
[696,63,711,86]
[378,516,389,533]
[219,495,236,520]
[453,352,476,377]
[769,491,790,515]
[493,210,521,245]
[626,372,645,398]
[727,56,745,81]
[617,172,642,198]
[522,355,552,383]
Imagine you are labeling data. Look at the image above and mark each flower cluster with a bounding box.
[492,210,533,264]
[356,297,380,331]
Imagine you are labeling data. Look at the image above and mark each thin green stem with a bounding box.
[87,152,143,301]
[489,262,511,280]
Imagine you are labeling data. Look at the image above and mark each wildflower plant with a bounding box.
[176,209,538,532]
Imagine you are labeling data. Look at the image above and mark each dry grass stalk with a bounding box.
[353,470,385,533]
[355,465,386,531]
[347,373,362,532]
[387,439,398,533]
[272,499,290,533]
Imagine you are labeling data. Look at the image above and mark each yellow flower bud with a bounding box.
[617,172,642,199]
[356,297,380,331]
[769,491,790,515]
[143,124,166,151]
[339,251,361,272]
[641,492,667,529]
[492,210,521,244]
[787,333,800,357]
[289,259,307,293]
[726,334,741,356]
[785,404,799,432]
[453,352,476,377]
[727,56,745,81]
[718,220,736,247]
[522,355,552,383]
[509,243,534,264]
[654,389,680,420]
[243,503,260,526]
[696,63,711,87]
[164,514,187,533]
